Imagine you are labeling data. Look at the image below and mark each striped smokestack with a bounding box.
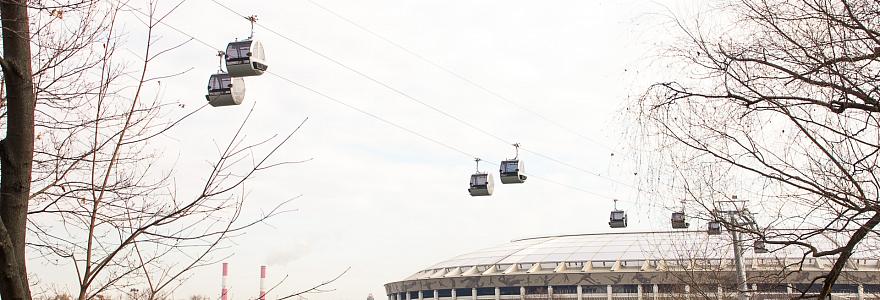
[221,263,229,300]
[259,266,267,300]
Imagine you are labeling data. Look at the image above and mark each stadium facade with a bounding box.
[384,231,880,300]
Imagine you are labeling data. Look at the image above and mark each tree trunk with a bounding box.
[0,0,36,300]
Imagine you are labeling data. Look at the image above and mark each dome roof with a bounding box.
[429,231,725,269]
[404,231,880,280]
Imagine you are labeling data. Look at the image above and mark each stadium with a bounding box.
[384,231,880,300]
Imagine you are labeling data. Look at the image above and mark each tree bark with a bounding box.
[0,0,37,300]
[819,212,880,299]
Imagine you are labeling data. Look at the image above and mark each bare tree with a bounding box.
[2,1,342,300]
[48,294,73,300]
[634,0,879,299]
[642,232,810,300]
[1,0,40,299]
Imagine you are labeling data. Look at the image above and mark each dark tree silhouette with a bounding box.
[1,1,342,300]
[635,0,879,299]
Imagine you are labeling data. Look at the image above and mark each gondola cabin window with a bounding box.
[226,41,251,65]
[208,75,231,94]
[502,161,518,173]
[471,174,488,186]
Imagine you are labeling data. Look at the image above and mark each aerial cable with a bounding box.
[206,0,511,144]
[205,0,643,192]
[268,73,619,200]
[115,1,475,159]
[266,71,475,159]
[304,0,616,153]
[114,0,639,202]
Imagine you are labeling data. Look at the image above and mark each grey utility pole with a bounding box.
[716,196,757,300]
[730,227,749,300]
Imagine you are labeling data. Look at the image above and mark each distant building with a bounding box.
[368,293,375,300]
[385,231,880,300]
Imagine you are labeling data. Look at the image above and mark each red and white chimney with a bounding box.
[221,263,229,300]
[259,266,267,300]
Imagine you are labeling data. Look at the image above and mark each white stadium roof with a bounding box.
[405,231,880,280]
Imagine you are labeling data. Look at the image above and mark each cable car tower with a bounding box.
[711,196,769,300]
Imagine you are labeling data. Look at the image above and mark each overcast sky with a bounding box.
[30,0,710,299]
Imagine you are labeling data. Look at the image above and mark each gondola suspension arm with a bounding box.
[247,15,258,39]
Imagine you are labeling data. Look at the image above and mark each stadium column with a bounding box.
[494,287,500,300]
[637,284,642,300]
[606,285,612,300]
[548,286,553,299]
[577,285,583,300]
[472,288,477,300]
[519,286,525,300]
[451,288,456,300]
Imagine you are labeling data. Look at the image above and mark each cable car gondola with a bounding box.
[609,199,627,228]
[754,240,768,253]
[225,15,268,77]
[226,39,267,77]
[671,212,689,229]
[499,143,527,184]
[206,72,245,107]
[468,158,494,197]
[707,221,722,235]
[671,200,690,229]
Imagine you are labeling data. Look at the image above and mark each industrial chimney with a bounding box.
[259,266,267,300]
[221,263,229,300]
